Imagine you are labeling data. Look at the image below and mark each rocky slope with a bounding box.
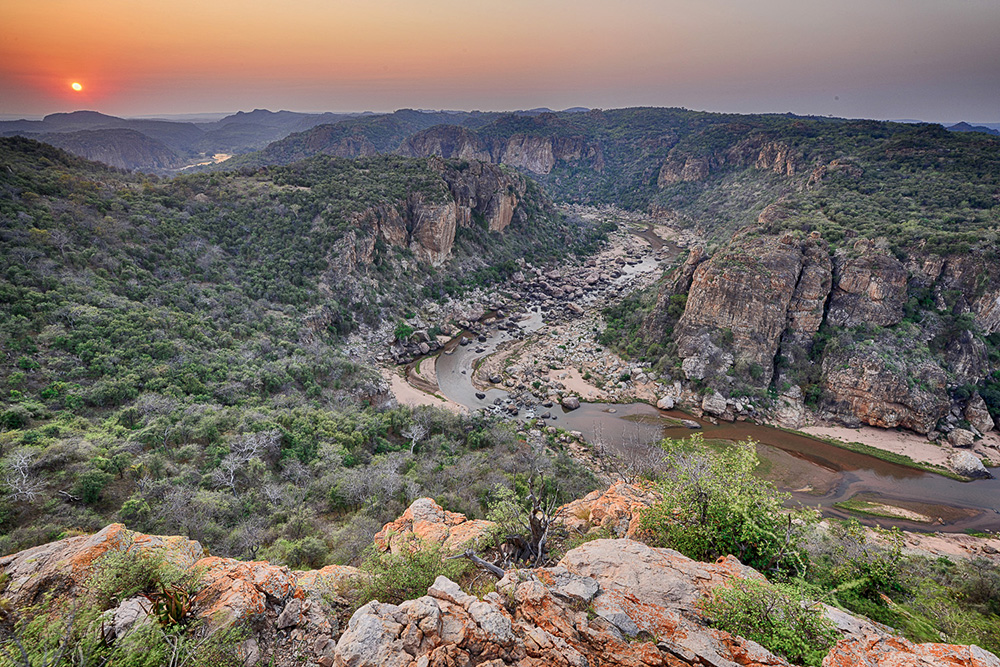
[3,486,998,667]
[649,224,1000,449]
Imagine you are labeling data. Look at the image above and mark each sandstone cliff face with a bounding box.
[330,158,529,268]
[435,158,527,233]
[656,226,998,436]
[674,233,824,388]
[827,241,908,328]
[657,136,799,187]
[819,343,950,433]
[398,125,492,163]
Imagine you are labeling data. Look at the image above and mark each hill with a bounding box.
[0,136,609,559]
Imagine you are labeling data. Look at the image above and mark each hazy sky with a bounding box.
[2,0,999,121]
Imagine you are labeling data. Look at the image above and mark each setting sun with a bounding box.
[71,82,83,91]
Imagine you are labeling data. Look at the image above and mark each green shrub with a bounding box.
[72,469,113,504]
[87,546,180,610]
[700,578,838,666]
[639,435,810,576]
[355,540,471,607]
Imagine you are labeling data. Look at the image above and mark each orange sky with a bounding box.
[2,0,999,120]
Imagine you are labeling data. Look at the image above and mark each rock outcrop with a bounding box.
[657,135,799,187]
[555,481,660,538]
[824,635,1000,667]
[335,540,795,667]
[827,241,908,328]
[0,523,205,608]
[332,158,530,267]
[819,343,950,434]
[651,228,999,437]
[400,123,603,176]
[3,508,998,667]
[373,497,495,555]
[674,233,822,388]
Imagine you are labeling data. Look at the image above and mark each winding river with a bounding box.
[432,272,1000,533]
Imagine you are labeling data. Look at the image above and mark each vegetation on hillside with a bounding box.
[0,137,602,563]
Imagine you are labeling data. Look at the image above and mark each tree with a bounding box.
[401,422,428,455]
[2,448,44,502]
[486,472,559,568]
[639,435,810,576]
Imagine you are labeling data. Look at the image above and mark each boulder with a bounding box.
[702,391,727,417]
[373,498,495,555]
[561,396,580,410]
[948,428,976,448]
[949,450,992,479]
[965,394,996,434]
[656,395,675,410]
[554,482,660,537]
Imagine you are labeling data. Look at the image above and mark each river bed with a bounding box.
[430,284,1000,533]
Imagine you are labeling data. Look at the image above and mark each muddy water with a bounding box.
[433,311,1000,533]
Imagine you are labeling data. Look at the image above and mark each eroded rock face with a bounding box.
[820,345,949,434]
[401,125,601,176]
[436,159,527,233]
[398,125,492,163]
[343,157,529,267]
[827,243,909,328]
[674,234,813,388]
[373,497,495,555]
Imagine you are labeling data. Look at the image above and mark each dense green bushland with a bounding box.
[0,137,602,563]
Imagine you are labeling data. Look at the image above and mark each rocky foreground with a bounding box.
[1,482,998,667]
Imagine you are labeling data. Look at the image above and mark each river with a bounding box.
[430,240,1000,532]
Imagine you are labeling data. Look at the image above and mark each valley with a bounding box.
[385,207,1000,532]
[3,107,1000,662]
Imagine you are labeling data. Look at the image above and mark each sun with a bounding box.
[71,82,83,92]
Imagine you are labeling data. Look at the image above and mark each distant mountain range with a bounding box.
[4,107,997,174]
[0,108,363,170]
[0,107,596,172]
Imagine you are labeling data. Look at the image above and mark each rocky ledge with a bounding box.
[3,486,999,666]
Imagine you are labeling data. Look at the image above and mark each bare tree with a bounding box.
[3,448,44,502]
[211,455,241,495]
[401,422,428,455]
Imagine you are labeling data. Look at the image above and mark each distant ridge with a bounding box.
[948,121,1000,136]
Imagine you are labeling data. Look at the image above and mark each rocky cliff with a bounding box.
[400,124,603,176]
[2,490,996,667]
[657,227,1000,441]
[326,158,529,268]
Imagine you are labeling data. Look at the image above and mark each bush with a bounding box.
[87,544,181,610]
[73,469,113,504]
[639,435,810,576]
[700,578,838,666]
[355,540,471,607]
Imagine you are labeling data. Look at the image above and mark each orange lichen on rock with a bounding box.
[555,481,660,538]
[0,523,205,607]
[372,497,495,554]
[823,635,1000,667]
